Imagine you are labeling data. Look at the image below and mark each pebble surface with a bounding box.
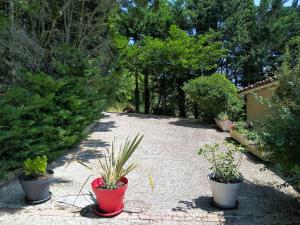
[0,112,299,225]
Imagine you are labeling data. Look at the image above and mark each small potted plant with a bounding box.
[91,134,143,217]
[199,143,243,209]
[18,156,54,204]
[214,112,233,132]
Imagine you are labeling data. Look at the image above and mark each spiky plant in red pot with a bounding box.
[91,134,143,217]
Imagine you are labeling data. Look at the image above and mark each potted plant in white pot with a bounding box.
[18,156,54,204]
[199,143,243,209]
[214,112,233,132]
[90,134,143,217]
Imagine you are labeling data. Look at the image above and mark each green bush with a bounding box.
[53,45,87,76]
[257,58,300,175]
[24,156,48,177]
[232,121,259,142]
[183,73,242,122]
[0,72,106,175]
[84,59,135,108]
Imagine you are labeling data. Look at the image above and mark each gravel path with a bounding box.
[0,113,299,225]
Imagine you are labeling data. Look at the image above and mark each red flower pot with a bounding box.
[91,177,128,213]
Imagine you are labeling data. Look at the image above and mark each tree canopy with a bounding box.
[1,0,299,117]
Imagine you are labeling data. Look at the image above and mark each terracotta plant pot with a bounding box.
[18,170,54,203]
[91,177,128,213]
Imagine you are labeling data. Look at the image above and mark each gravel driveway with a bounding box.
[0,113,299,225]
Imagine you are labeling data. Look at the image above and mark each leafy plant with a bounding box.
[232,121,260,142]
[232,121,250,134]
[256,56,300,173]
[199,143,243,183]
[95,134,144,189]
[216,112,229,121]
[53,45,87,77]
[24,156,48,177]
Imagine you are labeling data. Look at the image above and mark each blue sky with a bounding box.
[254,0,294,6]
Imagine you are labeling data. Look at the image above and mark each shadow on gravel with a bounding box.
[172,180,300,224]
[80,204,99,219]
[0,208,25,215]
[52,177,73,184]
[82,140,110,149]
[169,119,213,129]
[90,121,117,132]
[49,146,106,170]
[80,204,139,219]
[118,112,225,133]
[49,119,116,170]
[118,112,173,120]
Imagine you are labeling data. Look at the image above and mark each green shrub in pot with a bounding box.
[199,143,243,208]
[24,156,48,178]
[19,156,54,204]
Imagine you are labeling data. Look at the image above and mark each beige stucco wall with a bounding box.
[244,82,279,122]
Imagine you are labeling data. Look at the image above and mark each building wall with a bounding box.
[245,83,279,122]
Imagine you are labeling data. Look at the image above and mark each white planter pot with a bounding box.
[208,174,242,209]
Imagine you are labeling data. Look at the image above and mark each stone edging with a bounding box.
[0,208,226,222]
[1,208,300,224]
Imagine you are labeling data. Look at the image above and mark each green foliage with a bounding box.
[256,57,300,173]
[0,12,8,31]
[85,58,135,106]
[53,45,87,76]
[117,24,225,116]
[113,0,174,40]
[233,121,251,135]
[0,72,106,174]
[183,73,242,122]
[24,156,47,177]
[94,134,143,189]
[0,0,115,85]
[0,160,21,180]
[216,112,229,121]
[186,0,300,86]
[199,143,243,183]
[163,25,225,78]
[232,121,261,144]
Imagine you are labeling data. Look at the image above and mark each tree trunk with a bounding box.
[155,91,161,112]
[144,73,150,114]
[9,0,14,33]
[176,78,186,118]
[135,72,140,113]
[193,103,199,119]
[161,78,167,115]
